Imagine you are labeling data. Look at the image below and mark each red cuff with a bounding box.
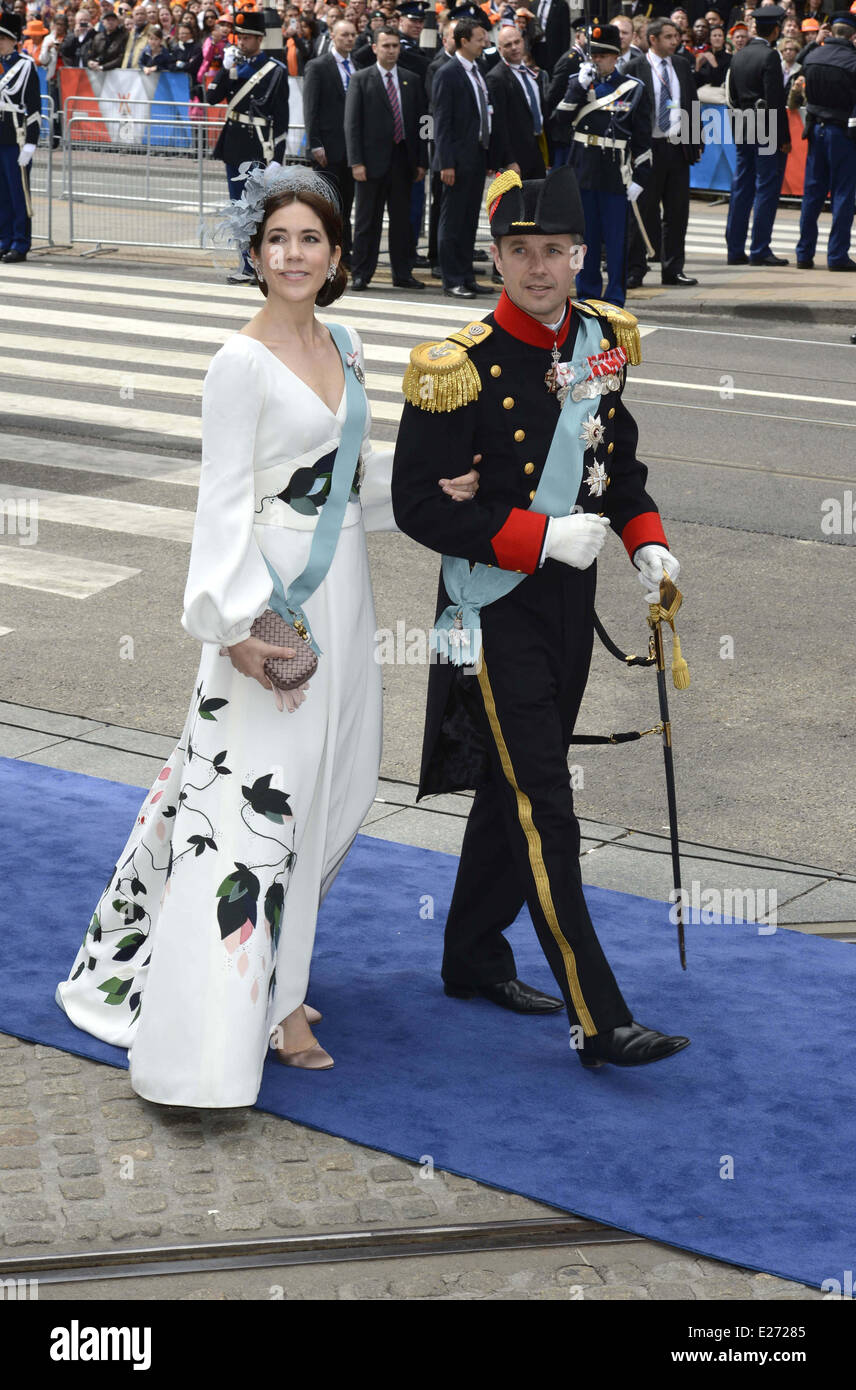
[490,508,549,574]
[621,511,668,560]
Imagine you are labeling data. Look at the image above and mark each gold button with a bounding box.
[529,489,536,501]
[514,429,525,442]
[502,396,514,409]
[608,407,616,419]
[600,337,610,350]
[516,568,523,573]
[607,442,614,454]
[490,364,501,378]
[524,462,535,475]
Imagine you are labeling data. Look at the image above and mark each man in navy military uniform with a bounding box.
[724,4,790,265]
[391,166,690,1071]
[795,12,856,270]
[554,23,653,306]
[0,9,41,263]
[208,8,290,283]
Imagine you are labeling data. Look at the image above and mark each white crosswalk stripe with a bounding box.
[0,267,501,598]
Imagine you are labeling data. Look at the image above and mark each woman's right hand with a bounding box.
[220,635,297,691]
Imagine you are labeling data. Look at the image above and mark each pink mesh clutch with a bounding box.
[249,608,318,691]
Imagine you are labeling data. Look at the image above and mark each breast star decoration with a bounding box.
[585,460,609,497]
[579,413,606,451]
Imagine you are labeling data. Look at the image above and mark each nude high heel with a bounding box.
[275,1042,334,1070]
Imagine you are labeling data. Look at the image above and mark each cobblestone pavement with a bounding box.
[0,1033,824,1301]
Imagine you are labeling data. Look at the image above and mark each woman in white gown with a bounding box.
[55,165,479,1109]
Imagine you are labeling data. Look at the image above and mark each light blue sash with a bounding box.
[433,310,604,666]
[261,322,366,656]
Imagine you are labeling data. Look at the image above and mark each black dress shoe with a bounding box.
[430,264,442,277]
[749,253,789,266]
[350,277,370,290]
[727,253,749,264]
[410,253,430,267]
[445,978,563,1014]
[464,281,495,296]
[444,284,476,298]
[661,272,698,286]
[392,275,426,289]
[472,248,488,261]
[625,274,645,289]
[577,1020,690,1069]
[796,258,814,269]
[829,259,856,272]
[1,249,26,263]
[491,268,504,283]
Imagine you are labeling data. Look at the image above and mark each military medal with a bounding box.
[579,413,605,450]
[544,342,575,404]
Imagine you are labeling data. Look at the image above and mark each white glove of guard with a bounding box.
[626,180,643,202]
[542,513,610,569]
[223,44,240,70]
[578,60,597,90]
[18,143,36,168]
[634,543,680,602]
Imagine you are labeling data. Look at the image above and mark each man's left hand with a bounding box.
[634,543,680,601]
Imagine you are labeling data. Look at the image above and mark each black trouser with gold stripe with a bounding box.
[441,561,632,1037]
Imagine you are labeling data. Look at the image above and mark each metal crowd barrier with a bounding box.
[63,113,308,251]
[29,94,56,247]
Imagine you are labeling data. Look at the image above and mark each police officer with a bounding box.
[553,23,653,307]
[0,10,40,264]
[795,12,856,270]
[208,9,290,283]
[391,166,690,1072]
[724,4,790,265]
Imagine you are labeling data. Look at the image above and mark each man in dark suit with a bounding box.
[488,22,548,178]
[724,4,790,264]
[344,27,429,289]
[432,15,501,298]
[304,18,358,266]
[626,16,701,286]
[533,0,571,73]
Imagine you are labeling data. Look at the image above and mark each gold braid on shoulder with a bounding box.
[574,298,643,365]
[402,322,494,413]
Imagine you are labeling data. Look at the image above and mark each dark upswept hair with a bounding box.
[249,187,348,307]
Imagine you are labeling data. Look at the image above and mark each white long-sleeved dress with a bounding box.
[56,327,393,1108]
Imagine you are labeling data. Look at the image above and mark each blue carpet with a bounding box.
[2,754,852,1291]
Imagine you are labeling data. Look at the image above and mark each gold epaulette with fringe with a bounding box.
[402,321,493,413]
[573,298,642,366]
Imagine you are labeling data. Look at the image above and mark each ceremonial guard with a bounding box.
[795,12,856,271]
[724,5,790,265]
[0,10,40,264]
[392,167,690,1071]
[553,24,652,307]
[208,9,290,283]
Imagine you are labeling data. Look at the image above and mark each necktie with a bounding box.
[657,58,671,133]
[386,70,404,143]
[342,55,351,89]
[517,65,542,135]
[473,68,490,148]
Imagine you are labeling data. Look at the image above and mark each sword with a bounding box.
[629,193,655,257]
[647,574,690,969]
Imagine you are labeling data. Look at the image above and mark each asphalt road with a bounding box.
[0,254,853,871]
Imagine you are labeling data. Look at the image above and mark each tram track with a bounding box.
[0,1216,642,1287]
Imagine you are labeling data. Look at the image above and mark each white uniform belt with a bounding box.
[573,131,627,150]
[227,111,269,126]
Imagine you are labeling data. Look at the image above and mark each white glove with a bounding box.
[223,44,240,70]
[18,143,35,168]
[542,513,610,569]
[634,543,680,602]
[626,180,643,202]
[578,60,597,90]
